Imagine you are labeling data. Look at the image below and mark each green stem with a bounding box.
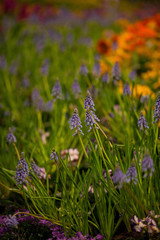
[12,143,20,160]
[78,131,88,160]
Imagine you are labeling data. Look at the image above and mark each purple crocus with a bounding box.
[138,112,149,132]
[142,154,154,178]
[69,108,83,136]
[15,152,29,185]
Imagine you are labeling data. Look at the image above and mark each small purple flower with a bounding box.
[142,154,154,178]
[125,165,137,184]
[85,109,99,132]
[84,91,95,111]
[101,71,109,83]
[112,166,125,189]
[7,130,16,144]
[0,55,6,70]
[44,100,53,112]
[52,80,62,99]
[9,61,18,74]
[123,82,131,96]
[79,64,88,76]
[92,62,101,78]
[22,77,30,88]
[40,59,50,76]
[138,112,149,132]
[153,94,160,123]
[5,215,18,229]
[15,153,29,185]
[69,108,83,136]
[112,61,121,84]
[72,79,81,98]
[31,159,42,179]
[130,215,146,232]
[129,69,137,81]
[50,149,58,161]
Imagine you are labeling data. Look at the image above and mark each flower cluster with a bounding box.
[84,91,100,132]
[138,112,149,132]
[131,212,160,234]
[15,153,29,185]
[52,80,62,100]
[69,108,83,136]
[50,149,59,161]
[7,130,16,144]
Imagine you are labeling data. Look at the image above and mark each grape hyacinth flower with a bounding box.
[79,64,88,76]
[153,93,160,123]
[72,78,81,98]
[125,165,137,184]
[40,59,50,76]
[15,153,29,185]
[129,69,137,81]
[22,77,30,88]
[92,61,101,78]
[112,61,121,84]
[138,112,149,132]
[84,91,100,132]
[50,149,58,161]
[84,91,96,111]
[69,108,83,136]
[85,109,99,132]
[0,55,6,70]
[101,71,109,83]
[52,80,62,100]
[123,82,131,96]
[31,159,42,179]
[142,154,154,178]
[7,130,16,144]
[112,166,125,189]
[5,215,18,229]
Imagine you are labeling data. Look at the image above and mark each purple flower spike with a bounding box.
[15,152,29,185]
[84,91,95,111]
[92,62,101,78]
[5,215,18,229]
[72,79,81,98]
[50,149,58,161]
[138,112,149,132]
[0,55,6,70]
[79,64,88,76]
[101,71,109,83]
[84,91,100,132]
[22,77,30,88]
[31,159,42,179]
[153,93,160,123]
[123,82,131,96]
[52,80,62,100]
[112,61,121,84]
[40,59,50,76]
[7,130,16,144]
[69,108,83,136]
[125,165,137,184]
[129,69,137,81]
[142,154,154,178]
[112,166,125,189]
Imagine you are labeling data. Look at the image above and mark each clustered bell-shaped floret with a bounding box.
[15,153,29,185]
[153,93,160,123]
[112,61,121,84]
[123,82,131,96]
[69,108,84,136]
[5,215,18,229]
[142,154,154,178]
[125,165,137,184]
[7,130,16,144]
[52,80,62,99]
[50,148,58,161]
[72,79,81,98]
[138,112,149,132]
